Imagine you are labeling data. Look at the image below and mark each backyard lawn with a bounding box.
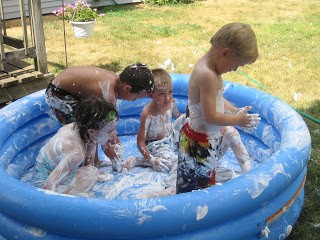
[5,0,320,239]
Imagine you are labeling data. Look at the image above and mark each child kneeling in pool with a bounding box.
[32,97,119,196]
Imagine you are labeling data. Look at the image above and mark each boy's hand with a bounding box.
[123,156,139,171]
[150,156,170,172]
[111,158,123,172]
[235,106,261,129]
[236,106,252,114]
[243,113,261,132]
[235,113,251,127]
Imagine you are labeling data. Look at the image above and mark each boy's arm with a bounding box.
[223,99,260,131]
[199,73,250,127]
[137,110,152,161]
[102,134,124,172]
[224,99,253,115]
[224,99,239,113]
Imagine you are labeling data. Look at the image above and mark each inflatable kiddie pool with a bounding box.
[0,74,311,240]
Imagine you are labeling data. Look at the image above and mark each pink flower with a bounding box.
[66,4,75,9]
[53,0,104,22]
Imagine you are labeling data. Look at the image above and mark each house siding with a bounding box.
[2,0,142,20]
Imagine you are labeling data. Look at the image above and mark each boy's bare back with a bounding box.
[52,66,118,103]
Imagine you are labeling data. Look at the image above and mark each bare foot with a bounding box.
[146,187,176,198]
[123,157,151,171]
[98,173,113,182]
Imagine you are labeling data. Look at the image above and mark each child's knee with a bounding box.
[223,126,239,139]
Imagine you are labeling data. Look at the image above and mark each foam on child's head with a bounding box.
[151,68,172,90]
[120,62,154,93]
[155,79,170,90]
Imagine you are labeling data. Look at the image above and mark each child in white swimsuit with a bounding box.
[124,68,183,174]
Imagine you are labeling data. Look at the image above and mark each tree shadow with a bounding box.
[47,60,123,73]
[100,3,142,13]
[47,61,66,73]
[97,61,122,72]
[296,99,320,127]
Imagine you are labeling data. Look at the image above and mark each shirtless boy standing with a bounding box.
[177,22,260,193]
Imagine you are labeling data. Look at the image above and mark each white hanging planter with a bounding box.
[70,20,95,38]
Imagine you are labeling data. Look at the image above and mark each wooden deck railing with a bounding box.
[0,0,54,104]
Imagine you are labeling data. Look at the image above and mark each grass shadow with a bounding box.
[100,3,142,13]
[47,61,66,73]
[298,100,320,123]
[47,61,123,73]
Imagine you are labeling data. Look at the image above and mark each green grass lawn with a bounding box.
[7,0,320,238]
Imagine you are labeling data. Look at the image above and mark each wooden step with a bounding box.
[0,60,55,104]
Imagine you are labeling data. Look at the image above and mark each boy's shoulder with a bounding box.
[191,67,219,85]
[140,102,152,118]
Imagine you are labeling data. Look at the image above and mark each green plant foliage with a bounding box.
[144,0,195,6]
[53,0,104,22]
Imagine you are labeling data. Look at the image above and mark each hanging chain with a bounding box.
[61,0,68,67]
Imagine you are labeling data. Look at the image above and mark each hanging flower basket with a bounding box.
[53,0,105,38]
[70,20,95,38]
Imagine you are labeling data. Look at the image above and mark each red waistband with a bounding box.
[182,122,208,142]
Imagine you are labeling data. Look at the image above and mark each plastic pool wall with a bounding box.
[0,74,311,239]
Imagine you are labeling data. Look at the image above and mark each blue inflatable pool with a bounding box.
[0,74,311,239]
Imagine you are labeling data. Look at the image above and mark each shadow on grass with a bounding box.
[287,100,320,240]
[298,100,320,124]
[47,61,66,73]
[47,60,123,74]
[97,61,122,72]
[100,3,142,13]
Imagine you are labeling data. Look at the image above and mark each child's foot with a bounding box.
[146,187,176,198]
[97,173,114,182]
[123,156,139,171]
